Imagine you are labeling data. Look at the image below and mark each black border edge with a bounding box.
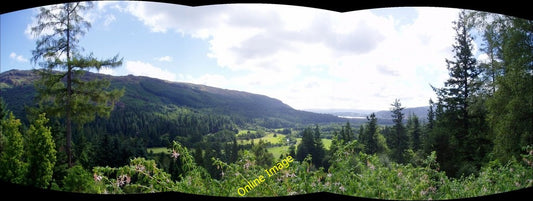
[1,0,532,20]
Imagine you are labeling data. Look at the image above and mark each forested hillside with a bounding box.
[0,69,343,128]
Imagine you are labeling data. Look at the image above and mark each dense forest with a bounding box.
[1,2,532,200]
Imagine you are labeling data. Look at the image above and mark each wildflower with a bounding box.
[171,149,180,160]
[397,170,403,177]
[367,161,375,171]
[117,174,130,187]
[327,173,332,177]
[244,161,251,170]
[311,182,316,187]
[221,171,225,177]
[339,186,346,192]
[93,173,102,182]
[135,164,145,172]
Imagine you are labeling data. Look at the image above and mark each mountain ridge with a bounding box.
[0,69,344,127]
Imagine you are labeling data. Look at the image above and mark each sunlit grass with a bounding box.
[147,147,170,154]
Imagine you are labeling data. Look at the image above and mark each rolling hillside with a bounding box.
[0,69,344,127]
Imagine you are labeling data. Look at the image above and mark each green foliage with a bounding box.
[389,99,408,163]
[0,112,27,185]
[359,113,379,155]
[25,113,56,188]
[83,139,533,199]
[62,165,100,193]
[296,126,325,167]
[477,13,533,162]
[30,2,125,167]
[252,140,274,168]
[430,11,490,177]
[93,157,177,194]
[339,121,355,143]
[407,113,422,151]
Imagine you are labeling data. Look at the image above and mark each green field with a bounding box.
[267,146,289,159]
[148,137,331,160]
[237,132,286,145]
[147,147,170,154]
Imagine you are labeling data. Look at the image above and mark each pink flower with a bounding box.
[93,173,102,182]
[171,149,180,159]
[135,164,145,172]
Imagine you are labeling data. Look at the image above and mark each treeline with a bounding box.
[79,104,236,148]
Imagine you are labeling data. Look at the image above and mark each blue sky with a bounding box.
[1,1,488,111]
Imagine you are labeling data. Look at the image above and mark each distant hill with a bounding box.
[374,106,430,121]
[305,106,430,125]
[0,69,343,127]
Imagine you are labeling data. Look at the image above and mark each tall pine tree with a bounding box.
[431,11,487,177]
[406,113,422,151]
[390,99,408,163]
[30,2,124,167]
[359,113,378,155]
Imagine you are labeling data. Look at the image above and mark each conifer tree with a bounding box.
[252,140,274,168]
[30,2,124,167]
[470,11,533,161]
[312,125,326,166]
[406,113,421,151]
[390,99,408,163]
[360,113,378,155]
[340,121,355,143]
[296,126,326,167]
[431,11,486,176]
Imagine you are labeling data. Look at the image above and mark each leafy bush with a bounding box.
[88,141,533,199]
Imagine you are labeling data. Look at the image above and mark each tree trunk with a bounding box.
[66,4,73,168]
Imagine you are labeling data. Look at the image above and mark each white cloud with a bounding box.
[183,74,229,87]
[155,56,173,62]
[103,14,116,26]
[125,60,176,81]
[97,67,114,75]
[124,3,461,110]
[9,52,28,62]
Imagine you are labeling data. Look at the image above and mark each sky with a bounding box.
[0,1,490,111]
